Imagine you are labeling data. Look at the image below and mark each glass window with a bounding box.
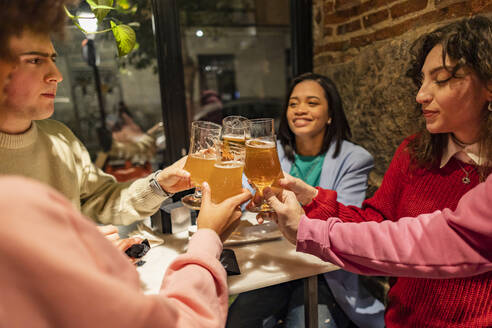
[54,0,166,181]
[178,0,291,129]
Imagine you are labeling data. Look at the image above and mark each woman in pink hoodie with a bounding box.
[0,176,251,328]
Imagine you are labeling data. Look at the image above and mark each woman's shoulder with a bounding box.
[335,140,373,162]
[392,135,416,161]
[277,140,287,158]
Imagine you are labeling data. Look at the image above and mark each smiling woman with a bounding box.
[406,15,492,181]
[227,73,384,328]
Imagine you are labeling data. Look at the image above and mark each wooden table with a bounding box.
[135,215,339,327]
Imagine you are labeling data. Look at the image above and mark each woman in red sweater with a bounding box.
[259,16,492,327]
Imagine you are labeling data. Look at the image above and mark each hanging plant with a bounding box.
[65,0,137,56]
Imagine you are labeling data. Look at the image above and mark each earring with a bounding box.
[327,118,332,125]
[489,101,492,112]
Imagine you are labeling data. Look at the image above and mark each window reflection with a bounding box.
[179,0,291,128]
[54,0,165,180]
[52,0,291,178]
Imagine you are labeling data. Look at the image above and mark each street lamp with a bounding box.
[78,11,98,34]
[79,9,112,151]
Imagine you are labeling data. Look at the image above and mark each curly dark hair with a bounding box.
[405,15,492,181]
[0,0,78,59]
[278,72,352,161]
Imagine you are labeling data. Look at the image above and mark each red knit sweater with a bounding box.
[303,137,492,328]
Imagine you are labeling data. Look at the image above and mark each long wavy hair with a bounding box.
[278,72,352,161]
[406,15,492,181]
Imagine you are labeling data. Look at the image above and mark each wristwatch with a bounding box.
[149,170,175,198]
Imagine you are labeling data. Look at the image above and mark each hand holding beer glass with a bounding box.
[182,121,222,209]
[244,118,283,213]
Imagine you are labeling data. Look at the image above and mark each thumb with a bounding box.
[175,168,190,179]
[201,182,212,206]
[226,188,252,207]
[277,177,294,190]
[263,187,283,211]
[175,155,188,168]
[284,190,300,206]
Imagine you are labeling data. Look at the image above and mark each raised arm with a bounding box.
[296,175,492,278]
[76,131,192,225]
[303,139,411,223]
[0,177,250,328]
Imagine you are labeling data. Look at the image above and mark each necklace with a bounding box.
[456,161,476,185]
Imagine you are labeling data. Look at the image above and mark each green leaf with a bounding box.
[117,0,131,10]
[87,0,114,22]
[111,21,136,57]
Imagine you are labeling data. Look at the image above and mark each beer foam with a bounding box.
[190,151,217,160]
[222,134,246,141]
[214,161,244,169]
[246,139,275,148]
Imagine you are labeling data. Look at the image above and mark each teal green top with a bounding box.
[289,153,326,187]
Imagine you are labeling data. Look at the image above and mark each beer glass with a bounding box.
[244,118,283,213]
[205,116,248,203]
[182,121,222,209]
[208,137,245,204]
[221,116,250,161]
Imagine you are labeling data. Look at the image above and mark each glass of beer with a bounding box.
[182,121,222,209]
[244,118,283,213]
[221,116,250,161]
[208,135,245,203]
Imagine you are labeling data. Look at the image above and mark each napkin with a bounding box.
[127,222,165,247]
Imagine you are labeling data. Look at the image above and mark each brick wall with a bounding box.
[312,0,492,193]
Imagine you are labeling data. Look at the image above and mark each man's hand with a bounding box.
[197,182,252,242]
[276,172,318,206]
[156,156,193,194]
[256,187,304,245]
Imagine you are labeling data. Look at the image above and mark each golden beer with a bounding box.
[221,134,246,161]
[183,154,217,186]
[208,161,244,203]
[244,139,282,191]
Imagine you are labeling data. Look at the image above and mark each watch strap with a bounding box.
[149,170,174,197]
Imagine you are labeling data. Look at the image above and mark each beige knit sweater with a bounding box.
[0,119,166,224]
